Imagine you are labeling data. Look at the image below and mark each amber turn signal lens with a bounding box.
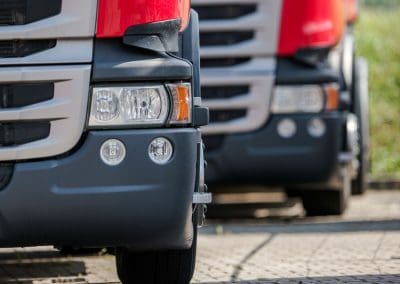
[175,85,190,121]
[324,84,340,111]
[167,83,192,124]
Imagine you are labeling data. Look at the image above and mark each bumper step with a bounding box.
[193,192,212,204]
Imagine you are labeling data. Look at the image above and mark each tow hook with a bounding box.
[193,191,212,204]
[193,142,212,227]
[340,113,360,178]
[194,187,211,228]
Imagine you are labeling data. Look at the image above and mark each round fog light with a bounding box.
[277,118,297,138]
[100,139,126,166]
[148,137,173,165]
[308,118,326,137]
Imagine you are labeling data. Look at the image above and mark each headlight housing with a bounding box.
[88,83,192,127]
[271,84,339,114]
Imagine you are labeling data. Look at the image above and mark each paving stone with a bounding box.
[0,190,399,283]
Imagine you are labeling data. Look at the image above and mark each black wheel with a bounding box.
[352,149,368,195]
[295,189,348,216]
[116,227,197,284]
[116,246,196,284]
[287,167,351,216]
[351,58,369,195]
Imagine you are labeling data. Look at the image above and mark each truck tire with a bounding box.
[287,167,351,216]
[351,58,369,195]
[116,225,197,284]
[296,189,348,216]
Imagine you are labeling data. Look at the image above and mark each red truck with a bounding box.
[193,0,368,215]
[0,0,208,283]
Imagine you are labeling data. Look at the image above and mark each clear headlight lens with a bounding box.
[89,83,193,127]
[271,85,325,114]
[120,87,163,121]
[89,85,170,127]
[93,89,119,122]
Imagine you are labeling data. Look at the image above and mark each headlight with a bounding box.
[271,84,339,114]
[93,89,120,122]
[88,83,192,127]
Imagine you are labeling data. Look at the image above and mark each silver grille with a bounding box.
[0,0,97,161]
[193,0,282,135]
[0,65,91,161]
[0,0,97,65]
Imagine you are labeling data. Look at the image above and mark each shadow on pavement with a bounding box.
[206,199,303,220]
[0,249,90,284]
[0,261,87,283]
[201,219,400,234]
[0,249,103,261]
[198,274,400,284]
[0,250,61,261]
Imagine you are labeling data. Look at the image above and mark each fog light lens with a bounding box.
[277,118,297,138]
[93,89,119,121]
[148,137,173,165]
[308,118,326,137]
[100,139,126,166]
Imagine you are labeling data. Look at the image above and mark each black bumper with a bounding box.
[0,128,200,250]
[205,112,344,185]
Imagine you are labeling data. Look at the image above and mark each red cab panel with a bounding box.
[278,0,346,56]
[96,0,190,38]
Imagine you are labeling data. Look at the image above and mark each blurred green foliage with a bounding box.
[360,0,399,7]
[355,2,400,178]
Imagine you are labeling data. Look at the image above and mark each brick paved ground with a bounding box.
[0,190,399,284]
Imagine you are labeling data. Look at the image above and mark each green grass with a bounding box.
[355,3,400,178]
